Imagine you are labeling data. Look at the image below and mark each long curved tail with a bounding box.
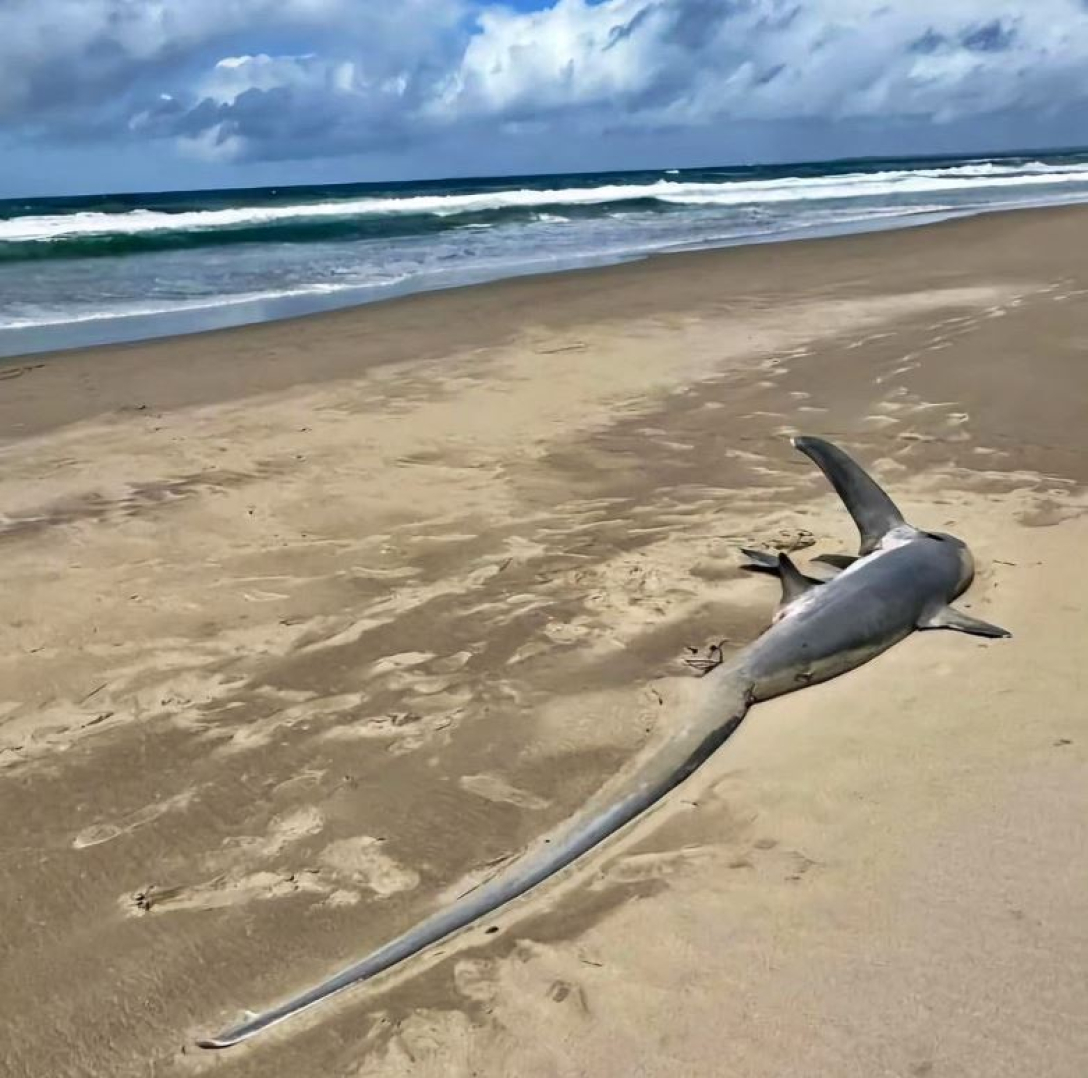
[198,670,752,1048]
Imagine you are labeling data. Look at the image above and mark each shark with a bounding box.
[198,435,1010,1049]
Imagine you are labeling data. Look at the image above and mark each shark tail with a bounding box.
[198,668,753,1049]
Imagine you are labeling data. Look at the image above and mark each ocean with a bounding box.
[3,149,1088,359]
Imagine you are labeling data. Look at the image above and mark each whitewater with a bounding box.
[2,150,1088,356]
[5,160,1088,244]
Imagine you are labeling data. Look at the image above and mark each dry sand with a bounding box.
[0,206,1085,1078]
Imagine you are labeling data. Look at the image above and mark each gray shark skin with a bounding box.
[198,435,1009,1049]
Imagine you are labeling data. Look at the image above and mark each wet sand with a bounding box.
[0,206,1086,1078]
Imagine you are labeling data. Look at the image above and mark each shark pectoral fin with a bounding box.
[919,605,1012,638]
[792,436,905,556]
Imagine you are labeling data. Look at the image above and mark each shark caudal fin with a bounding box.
[791,437,905,556]
[198,670,754,1049]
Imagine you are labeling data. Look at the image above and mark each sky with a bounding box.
[1,0,1087,197]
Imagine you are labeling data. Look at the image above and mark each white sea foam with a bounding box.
[0,278,405,330]
[657,166,1088,207]
[3,161,1088,244]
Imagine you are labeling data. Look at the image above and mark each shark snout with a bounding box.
[956,540,976,594]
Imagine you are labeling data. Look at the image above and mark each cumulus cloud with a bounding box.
[0,0,467,150]
[443,0,1088,129]
[132,45,451,161]
[0,0,352,117]
[4,0,1088,164]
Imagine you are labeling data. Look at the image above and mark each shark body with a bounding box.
[199,435,1009,1049]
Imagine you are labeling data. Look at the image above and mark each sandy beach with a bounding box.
[1,206,1086,1077]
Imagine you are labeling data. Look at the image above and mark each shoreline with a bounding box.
[0,201,1086,1077]
[0,195,1083,366]
[1,200,1087,444]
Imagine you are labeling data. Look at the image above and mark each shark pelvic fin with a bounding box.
[740,548,828,586]
[739,547,782,573]
[811,553,858,571]
[792,436,905,556]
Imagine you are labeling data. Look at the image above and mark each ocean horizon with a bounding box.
[4,147,1088,359]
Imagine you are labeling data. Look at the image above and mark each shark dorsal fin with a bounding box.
[792,437,905,556]
[777,553,815,606]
